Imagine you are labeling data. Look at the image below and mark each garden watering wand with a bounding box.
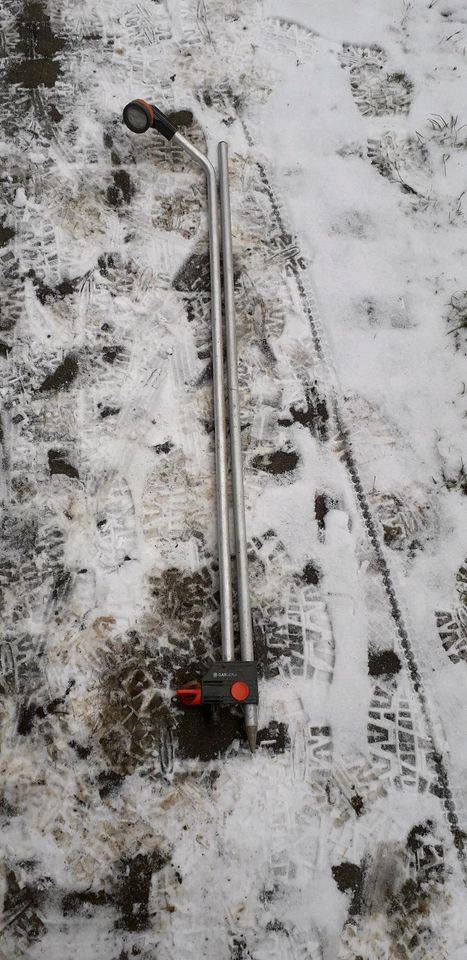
[122,99,258,752]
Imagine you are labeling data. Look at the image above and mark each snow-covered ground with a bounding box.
[1,0,467,957]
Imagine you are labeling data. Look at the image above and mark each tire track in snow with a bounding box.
[239,114,466,874]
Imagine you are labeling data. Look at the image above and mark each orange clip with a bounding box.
[177,685,202,706]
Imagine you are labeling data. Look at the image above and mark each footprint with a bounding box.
[0,509,69,625]
[351,294,413,329]
[92,632,173,776]
[367,132,431,195]
[19,207,60,287]
[0,867,47,948]
[259,585,335,682]
[292,722,332,786]
[152,188,203,240]
[338,821,447,960]
[446,290,467,353]
[368,678,437,794]
[263,18,319,64]
[92,473,137,570]
[141,447,212,555]
[119,1,172,45]
[435,556,467,663]
[340,44,413,117]
[370,488,439,556]
[339,394,439,558]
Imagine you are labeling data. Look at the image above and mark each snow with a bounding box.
[0,0,467,957]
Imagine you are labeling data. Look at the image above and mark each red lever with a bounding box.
[177,685,202,706]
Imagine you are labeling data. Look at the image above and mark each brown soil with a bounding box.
[251,449,299,475]
[48,450,79,479]
[106,170,135,207]
[368,649,402,677]
[39,354,79,391]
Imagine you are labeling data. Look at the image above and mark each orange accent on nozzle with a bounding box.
[230,681,250,702]
[135,99,155,126]
[177,686,202,706]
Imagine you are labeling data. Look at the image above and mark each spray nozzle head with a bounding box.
[122,100,178,140]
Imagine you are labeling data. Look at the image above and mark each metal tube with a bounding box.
[173,131,235,662]
[218,141,257,750]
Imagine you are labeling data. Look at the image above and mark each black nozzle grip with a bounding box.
[152,106,177,141]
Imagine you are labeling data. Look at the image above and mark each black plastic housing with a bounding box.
[152,105,177,141]
[201,662,258,705]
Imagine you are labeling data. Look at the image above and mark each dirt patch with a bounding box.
[173,250,211,294]
[8,1,65,90]
[49,104,62,123]
[230,934,253,960]
[102,345,125,364]
[175,704,245,760]
[154,440,173,454]
[300,560,321,585]
[249,612,271,679]
[251,449,299,475]
[48,450,79,480]
[3,868,47,943]
[97,770,125,799]
[115,851,169,931]
[195,360,213,386]
[0,222,15,247]
[107,170,135,207]
[98,253,118,277]
[17,679,75,736]
[68,739,92,759]
[406,821,444,879]
[350,793,365,817]
[368,649,401,677]
[332,861,365,916]
[52,569,72,606]
[167,109,194,128]
[150,566,218,639]
[257,721,290,754]
[97,638,173,775]
[99,405,120,419]
[39,354,79,392]
[198,83,246,118]
[279,387,329,441]
[62,888,110,917]
[315,492,338,529]
[7,59,60,87]
[17,1,65,55]
[30,272,78,305]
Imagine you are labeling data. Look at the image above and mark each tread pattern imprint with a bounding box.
[0,1,466,959]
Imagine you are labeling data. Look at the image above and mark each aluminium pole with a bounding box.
[172,131,235,664]
[218,141,257,752]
